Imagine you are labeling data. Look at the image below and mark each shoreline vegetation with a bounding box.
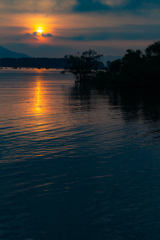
[64,41,160,88]
[1,41,160,88]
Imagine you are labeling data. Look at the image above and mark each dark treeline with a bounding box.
[95,41,160,87]
[64,41,160,88]
[0,58,68,68]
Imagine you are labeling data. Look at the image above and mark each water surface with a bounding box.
[1,69,160,240]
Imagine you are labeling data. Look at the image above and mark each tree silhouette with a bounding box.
[64,50,103,82]
[145,41,160,56]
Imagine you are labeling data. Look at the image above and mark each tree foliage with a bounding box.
[63,41,160,87]
[145,41,160,56]
[64,50,103,82]
[95,41,160,87]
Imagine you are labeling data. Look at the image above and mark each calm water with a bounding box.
[1,69,160,240]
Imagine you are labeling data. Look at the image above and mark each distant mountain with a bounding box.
[101,55,122,65]
[0,46,30,58]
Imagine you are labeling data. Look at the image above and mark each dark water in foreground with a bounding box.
[1,69,160,240]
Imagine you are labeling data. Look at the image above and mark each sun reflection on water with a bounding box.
[34,78,42,116]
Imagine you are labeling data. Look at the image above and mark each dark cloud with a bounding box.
[0,0,77,13]
[73,0,160,13]
[41,33,53,37]
[2,24,160,50]
[33,32,38,36]
[0,33,38,42]
[22,32,53,39]
[24,32,39,40]
[74,0,108,12]
[0,26,29,31]
[54,24,160,41]
[1,0,160,14]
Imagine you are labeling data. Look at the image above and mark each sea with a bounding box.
[1,68,160,240]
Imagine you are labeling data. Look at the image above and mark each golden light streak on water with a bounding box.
[34,77,42,116]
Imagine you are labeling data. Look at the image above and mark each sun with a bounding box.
[37,27,43,34]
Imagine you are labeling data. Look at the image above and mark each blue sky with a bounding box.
[0,0,160,57]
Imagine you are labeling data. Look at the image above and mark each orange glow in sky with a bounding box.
[0,10,155,57]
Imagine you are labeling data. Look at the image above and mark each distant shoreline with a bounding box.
[0,67,66,70]
[0,57,104,69]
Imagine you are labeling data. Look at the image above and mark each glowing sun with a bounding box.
[37,27,43,34]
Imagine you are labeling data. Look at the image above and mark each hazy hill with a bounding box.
[0,46,30,58]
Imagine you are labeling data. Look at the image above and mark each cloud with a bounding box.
[0,26,29,31]
[94,0,128,7]
[23,32,53,39]
[54,24,160,41]
[0,0,77,13]
[1,0,160,14]
[41,33,53,37]
[0,33,38,42]
[33,32,38,36]
[24,32,39,39]
[73,0,160,13]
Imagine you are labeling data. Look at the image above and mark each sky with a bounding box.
[1,0,160,57]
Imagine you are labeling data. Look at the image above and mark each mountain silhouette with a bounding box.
[0,46,30,58]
